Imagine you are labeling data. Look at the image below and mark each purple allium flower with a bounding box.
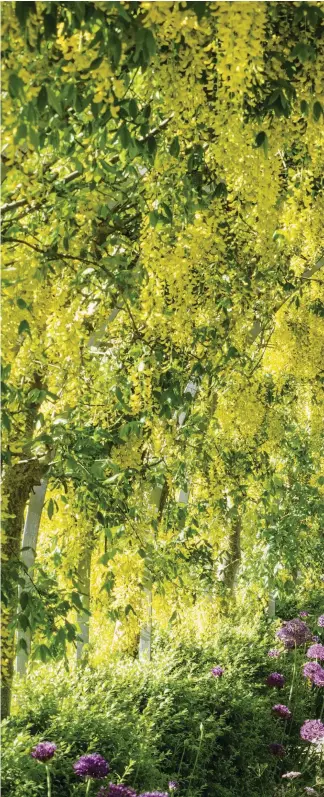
[97,786,137,797]
[318,615,324,628]
[266,672,285,688]
[281,772,301,780]
[31,742,57,762]
[211,666,224,678]
[269,742,285,757]
[272,704,291,719]
[299,611,309,618]
[168,784,179,792]
[303,661,324,687]
[307,644,324,661]
[276,618,312,648]
[300,719,324,743]
[73,754,109,779]
[268,649,281,658]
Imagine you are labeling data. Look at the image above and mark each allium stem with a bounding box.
[85,779,91,796]
[187,723,204,795]
[46,765,52,797]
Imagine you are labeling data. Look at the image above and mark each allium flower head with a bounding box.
[318,615,324,628]
[31,742,57,762]
[168,783,179,792]
[312,636,320,643]
[211,666,224,678]
[276,618,312,648]
[268,649,281,658]
[281,772,301,780]
[272,704,291,719]
[307,644,324,661]
[300,719,324,743]
[303,661,324,687]
[97,786,137,797]
[299,611,309,618]
[266,672,285,688]
[269,742,285,757]
[73,753,109,779]
[304,789,318,795]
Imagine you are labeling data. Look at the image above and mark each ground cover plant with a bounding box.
[1,2,324,796]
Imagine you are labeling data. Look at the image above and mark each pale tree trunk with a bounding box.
[139,481,168,660]
[16,480,48,675]
[223,515,242,596]
[76,543,92,663]
[1,460,44,719]
[268,591,276,618]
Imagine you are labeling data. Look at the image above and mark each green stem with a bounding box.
[45,765,52,797]
[187,724,204,796]
[85,778,92,796]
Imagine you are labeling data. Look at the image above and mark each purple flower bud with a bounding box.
[211,666,224,678]
[168,783,179,792]
[73,754,109,779]
[299,611,309,618]
[272,704,291,719]
[300,719,324,743]
[269,742,285,757]
[31,742,57,762]
[266,672,285,688]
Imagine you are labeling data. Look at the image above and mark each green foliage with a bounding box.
[2,613,321,797]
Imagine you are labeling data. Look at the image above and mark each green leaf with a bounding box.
[1,411,11,432]
[48,87,62,115]
[47,498,54,520]
[119,123,131,149]
[35,644,52,663]
[37,85,48,113]
[313,101,323,121]
[147,136,157,156]
[143,29,156,60]
[300,100,308,116]
[29,128,39,150]
[255,131,268,154]
[129,98,138,120]
[125,604,136,617]
[18,319,31,337]
[109,32,122,70]
[16,297,28,309]
[8,73,24,100]
[214,181,227,198]
[170,136,180,158]
[20,591,29,611]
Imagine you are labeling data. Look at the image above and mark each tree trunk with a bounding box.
[267,592,276,618]
[76,544,92,663]
[16,480,47,676]
[223,515,242,596]
[139,481,168,661]
[1,461,44,719]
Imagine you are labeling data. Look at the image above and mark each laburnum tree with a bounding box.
[1,1,323,719]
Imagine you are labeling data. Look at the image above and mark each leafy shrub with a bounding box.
[2,612,322,796]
